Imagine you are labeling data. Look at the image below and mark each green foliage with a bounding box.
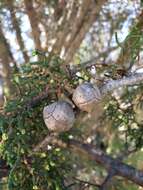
[116,20,143,70]
[1,48,143,189]
[104,85,143,155]
[0,56,75,190]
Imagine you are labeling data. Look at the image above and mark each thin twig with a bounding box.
[73,177,101,188]
[32,133,67,153]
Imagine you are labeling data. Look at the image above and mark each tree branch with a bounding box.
[69,139,143,187]
[33,135,143,187]
[99,169,116,190]
[100,72,143,95]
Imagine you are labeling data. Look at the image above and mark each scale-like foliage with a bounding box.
[0,56,76,190]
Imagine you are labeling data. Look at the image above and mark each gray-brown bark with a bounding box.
[24,0,42,51]
[64,0,107,64]
[33,135,143,187]
[100,72,143,95]
[0,23,15,94]
[69,139,143,187]
[49,0,107,64]
[51,0,91,55]
[6,0,29,63]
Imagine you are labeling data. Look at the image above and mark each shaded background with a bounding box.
[0,0,141,103]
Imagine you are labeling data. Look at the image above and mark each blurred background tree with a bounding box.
[0,0,143,190]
